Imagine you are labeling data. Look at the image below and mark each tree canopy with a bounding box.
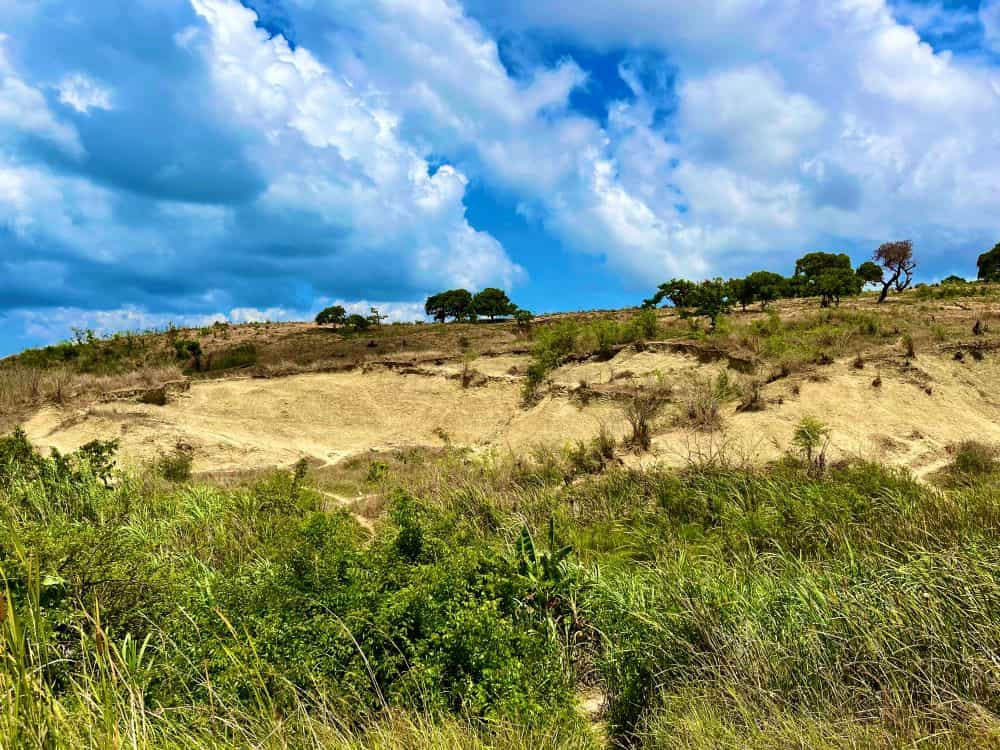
[425,289,474,322]
[793,252,860,307]
[472,288,517,321]
[856,262,883,287]
[873,240,916,303]
[315,305,346,326]
[978,243,1000,282]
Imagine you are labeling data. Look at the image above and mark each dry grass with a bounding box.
[0,364,182,430]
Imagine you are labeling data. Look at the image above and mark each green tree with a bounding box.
[873,240,916,303]
[472,288,517,321]
[744,271,787,308]
[856,262,883,288]
[686,279,732,329]
[315,305,346,327]
[729,278,755,311]
[816,267,861,307]
[425,289,473,322]
[978,243,1000,282]
[643,278,699,309]
[794,252,858,307]
[345,314,370,332]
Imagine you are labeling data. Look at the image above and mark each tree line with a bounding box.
[643,241,920,328]
[423,287,532,324]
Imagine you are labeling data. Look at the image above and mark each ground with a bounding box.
[6,286,1000,482]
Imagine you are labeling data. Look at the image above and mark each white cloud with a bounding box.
[679,66,826,171]
[188,0,523,293]
[456,0,1000,272]
[57,73,113,113]
[0,35,83,156]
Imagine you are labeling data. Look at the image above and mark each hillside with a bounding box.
[4,284,1000,749]
[6,285,999,484]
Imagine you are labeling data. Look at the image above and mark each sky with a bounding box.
[1,0,999,355]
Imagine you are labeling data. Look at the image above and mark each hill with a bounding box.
[5,285,999,483]
[3,283,1000,749]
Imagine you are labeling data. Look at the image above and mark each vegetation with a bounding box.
[315,305,347,327]
[425,289,474,322]
[979,242,1000,282]
[873,240,917,303]
[472,288,517,321]
[4,427,1000,749]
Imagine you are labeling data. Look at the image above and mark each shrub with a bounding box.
[623,380,672,451]
[792,415,830,472]
[206,343,257,371]
[675,375,724,431]
[158,444,194,482]
[949,440,997,479]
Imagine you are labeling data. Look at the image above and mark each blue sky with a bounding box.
[1,0,1000,355]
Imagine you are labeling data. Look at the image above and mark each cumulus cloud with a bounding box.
[0,36,83,156]
[2,0,1000,354]
[57,73,113,114]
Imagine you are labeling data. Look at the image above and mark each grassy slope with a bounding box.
[3,428,1000,748]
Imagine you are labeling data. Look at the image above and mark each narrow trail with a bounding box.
[318,489,377,531]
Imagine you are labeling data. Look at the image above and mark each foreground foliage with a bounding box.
[3,428,1000,748]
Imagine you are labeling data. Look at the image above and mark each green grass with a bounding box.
[3,427,1000,748]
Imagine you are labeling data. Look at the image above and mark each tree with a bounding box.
[744,271,787,308]
[856,262,883,288]
[686,279,732,329]
[793,252,858,307]
[978,243,1000,282]
[941,275,966,285]
[424,289,473,322]
[315,305,346,327]
[345,314,370,332]
[816,267,861,307]
[729,278,755,311]
[369,307,388,328]
[873,240,916,303]
[472,288,516,321]
[643,278,699,309]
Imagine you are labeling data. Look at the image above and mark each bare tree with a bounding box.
[874,240,916,303]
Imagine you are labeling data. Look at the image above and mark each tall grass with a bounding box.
[3,429,1000,748]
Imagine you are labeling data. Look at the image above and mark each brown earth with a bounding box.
[22,343,1000,480]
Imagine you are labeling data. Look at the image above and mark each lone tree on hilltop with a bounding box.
[472,288,517,321]
[794,252,861,307]
[315,305,346,327]
[425,289,473,322]
[856,261,883,288]
[873,240,916,303]
[978,242,1000,282]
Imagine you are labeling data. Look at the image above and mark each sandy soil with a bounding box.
[23,349,1000,478]
[24,369,620,472]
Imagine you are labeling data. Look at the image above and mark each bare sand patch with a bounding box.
[21,352,1000,479]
